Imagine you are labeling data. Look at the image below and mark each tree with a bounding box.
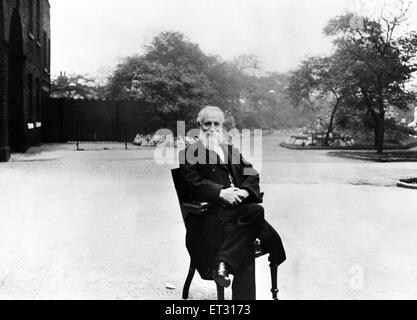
[106,31,319,133]
[236,70,315,131]
[106,32,220,131]
[233,54,261,76]
[204,55,247,128]
[287,55,356,146]
[287,4,417,151]
[324,8,417,153]
[106,32,265,132]
[253,73,288,131]
[51,73,105,100]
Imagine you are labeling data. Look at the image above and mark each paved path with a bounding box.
[1,132,417,300]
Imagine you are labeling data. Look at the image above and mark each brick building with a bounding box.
[0,0,51,161]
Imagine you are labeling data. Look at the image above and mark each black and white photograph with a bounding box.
[1,0,417,306]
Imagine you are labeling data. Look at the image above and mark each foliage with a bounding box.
[324,9,417,152]
[106,32,217,131]
[287,4,417,152]
[287,55,357,145]
[51,73,105,100]
[105,31,310,132]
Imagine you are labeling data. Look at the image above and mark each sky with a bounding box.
[49,0,417,81]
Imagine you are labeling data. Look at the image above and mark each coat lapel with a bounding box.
[218,143,231,171]
[221,143,239,183]
[194,140,229,170]
[194,140,240,185]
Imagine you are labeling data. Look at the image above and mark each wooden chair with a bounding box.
[171,168,279,300]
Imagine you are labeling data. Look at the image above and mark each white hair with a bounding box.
[197,106,225,126]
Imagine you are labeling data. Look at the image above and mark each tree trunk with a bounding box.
[375,89,385,154]
[324,97,342,146]
[376,114,385,154]
[374,120,379,147]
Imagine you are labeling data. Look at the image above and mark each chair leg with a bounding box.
[216,283,225,300]
[182,263,196,300]
[269,259,279,301]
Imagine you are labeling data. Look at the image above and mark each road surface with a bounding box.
[0,131,417,300]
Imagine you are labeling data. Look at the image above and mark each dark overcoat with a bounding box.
[177,141,285,279]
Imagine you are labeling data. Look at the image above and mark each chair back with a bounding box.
[171,168,188,221]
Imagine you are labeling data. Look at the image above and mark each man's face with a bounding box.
[199,111,224,149]
[200,111,224,134]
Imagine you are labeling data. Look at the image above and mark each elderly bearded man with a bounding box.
[179,106,286,300]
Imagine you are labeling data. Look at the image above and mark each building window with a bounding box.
[29,0,34,35]
[28,73,34,121]
[36,0,40,39]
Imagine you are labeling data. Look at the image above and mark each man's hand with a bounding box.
[220,187,242,206]
[237,189,250,200]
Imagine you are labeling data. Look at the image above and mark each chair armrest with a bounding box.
[182,201,211,216]
[254,238,268,258]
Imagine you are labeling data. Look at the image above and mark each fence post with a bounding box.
[76,120,80,151]
[125,122,128,150]
[117,102,121,142]
[76,101,80,151]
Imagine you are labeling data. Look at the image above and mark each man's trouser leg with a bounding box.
[216,204,264,273]
[258,221,287,266]
[232,257,256,300]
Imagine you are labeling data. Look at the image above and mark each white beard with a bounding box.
[199,130,224,151]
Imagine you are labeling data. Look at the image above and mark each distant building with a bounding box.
[0,0,51,161]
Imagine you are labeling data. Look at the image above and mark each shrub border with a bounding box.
[397,178,417,190]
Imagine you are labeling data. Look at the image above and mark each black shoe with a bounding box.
[213,261,231,288]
